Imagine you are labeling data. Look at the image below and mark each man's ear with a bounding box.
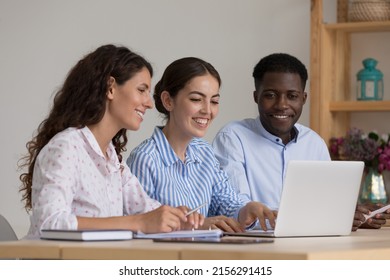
[161,91,173,111]
[302,92,308,104]
[107,77,116,100]
[253,90,259,104]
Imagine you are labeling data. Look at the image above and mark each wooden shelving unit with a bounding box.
[325,21,390,32]
[310,0,390,142]
[329,100,390,112]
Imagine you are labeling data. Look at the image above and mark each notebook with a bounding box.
[226,160,364,238]
[40,229,133,241]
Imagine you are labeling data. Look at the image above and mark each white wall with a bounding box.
[0,0,312,238]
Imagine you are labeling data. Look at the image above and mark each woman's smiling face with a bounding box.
[107,67,153,131]
[165,74,220,140]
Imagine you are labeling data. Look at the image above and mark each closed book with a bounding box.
[134,229,223,239]
[40,229,133,241]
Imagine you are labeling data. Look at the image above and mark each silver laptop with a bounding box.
[227,160,364,238]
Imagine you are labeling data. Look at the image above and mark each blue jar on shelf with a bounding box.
[356,58,383,101]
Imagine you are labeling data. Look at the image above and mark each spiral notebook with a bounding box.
[225,160,364,238]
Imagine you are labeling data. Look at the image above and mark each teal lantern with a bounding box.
[357,58,383,101]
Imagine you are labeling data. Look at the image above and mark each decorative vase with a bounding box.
[359,167,388,204]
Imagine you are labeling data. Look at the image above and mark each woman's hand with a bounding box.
[200,216,245,233]
[176,206,205,230]
[134,205,187,233]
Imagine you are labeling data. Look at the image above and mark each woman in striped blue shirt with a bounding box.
[127,57,276,232]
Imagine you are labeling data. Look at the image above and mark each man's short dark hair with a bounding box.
[252,53,308,91]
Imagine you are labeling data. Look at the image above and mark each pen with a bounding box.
[185,202,207,217]
[363,204,390,221]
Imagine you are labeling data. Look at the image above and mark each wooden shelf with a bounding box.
[329,100,390,112]
[325,21,390,33]
[310,0,390,142]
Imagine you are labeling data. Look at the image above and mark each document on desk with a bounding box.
[135,229,223,239]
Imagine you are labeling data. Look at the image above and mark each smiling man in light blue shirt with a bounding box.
[212,53,330,211]
[212,53,389,231]
[212,116,330,210]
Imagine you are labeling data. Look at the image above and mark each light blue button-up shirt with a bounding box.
[127,127,245,218]
[212,117,331,210]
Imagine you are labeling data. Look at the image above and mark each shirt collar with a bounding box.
[79,126,120,168]
[152,126,202,167]
[256,116,299,145]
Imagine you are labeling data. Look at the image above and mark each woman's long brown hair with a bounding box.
[18,44,153,211]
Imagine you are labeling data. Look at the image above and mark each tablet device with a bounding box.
[153,238,274,244]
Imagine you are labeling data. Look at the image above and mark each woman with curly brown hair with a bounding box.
[19,44,202,239]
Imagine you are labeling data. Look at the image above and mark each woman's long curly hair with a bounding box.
[18,44,153,212]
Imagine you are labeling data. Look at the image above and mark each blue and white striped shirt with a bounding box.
[127,127,245,218]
